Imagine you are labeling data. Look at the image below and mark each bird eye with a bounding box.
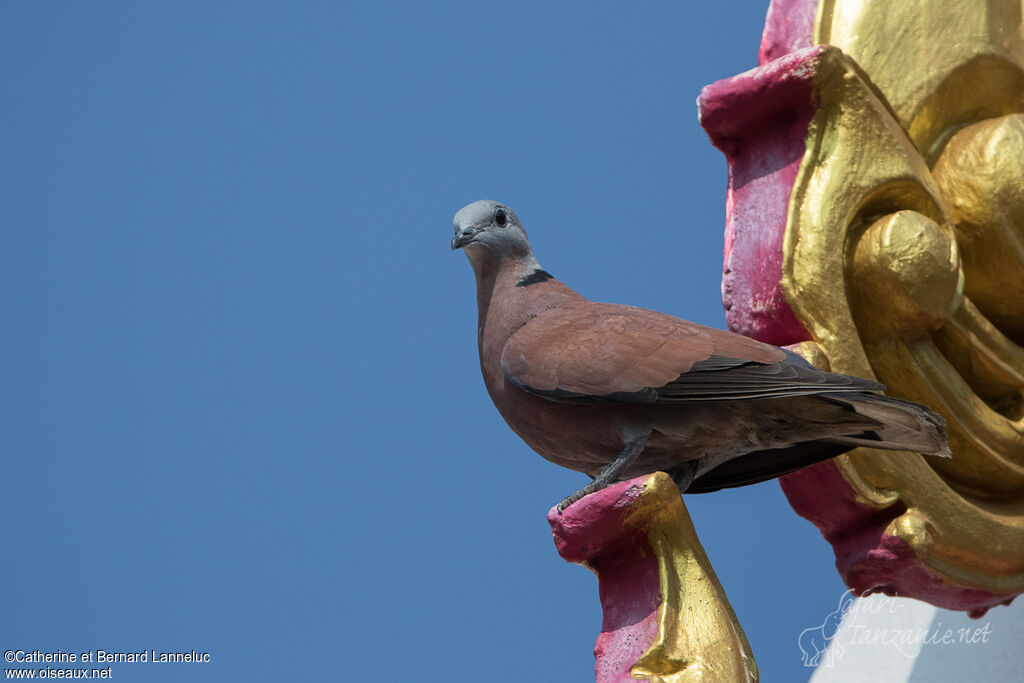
[494,208,508,227]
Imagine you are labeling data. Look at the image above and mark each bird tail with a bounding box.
[819,392,952,458]
[684,391,951,494]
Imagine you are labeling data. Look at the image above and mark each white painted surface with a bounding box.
[809,594,1023,682]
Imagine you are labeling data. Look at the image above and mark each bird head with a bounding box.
[451,200,532,263]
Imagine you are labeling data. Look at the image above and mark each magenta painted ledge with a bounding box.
[759,0,819,65]
[780,461,1016,617]
[548,478,660,683]
[698,47,824,346]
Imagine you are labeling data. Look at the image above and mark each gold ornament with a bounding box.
[780,0,1024,599]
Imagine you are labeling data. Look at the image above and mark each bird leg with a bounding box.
[556,435,648,513]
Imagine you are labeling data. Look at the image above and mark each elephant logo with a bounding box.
[799,589,855,667]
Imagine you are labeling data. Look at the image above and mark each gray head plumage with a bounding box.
[451,200,532,258]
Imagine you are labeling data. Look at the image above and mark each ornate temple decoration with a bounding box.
[550,473,757,682]
[698,0,1024,615]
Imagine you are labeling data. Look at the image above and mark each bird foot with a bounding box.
[556,483,601,514]
[555,434,648,514]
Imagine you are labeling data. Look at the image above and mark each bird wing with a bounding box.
[500,302,882,404]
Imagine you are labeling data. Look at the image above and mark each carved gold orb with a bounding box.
[851,210,962,341]
[933,113,1024,344]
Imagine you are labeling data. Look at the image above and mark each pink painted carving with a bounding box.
[698,47,822,346]
[780,462,1014,617]
[759,0,819,65]
[548,478,660,683]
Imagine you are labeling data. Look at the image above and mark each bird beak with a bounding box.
[451,227,479,250]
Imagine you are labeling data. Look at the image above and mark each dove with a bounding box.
[452,200,950,511]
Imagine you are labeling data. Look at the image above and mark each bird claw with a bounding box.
[555,495,578,515]
[555,483,598,514]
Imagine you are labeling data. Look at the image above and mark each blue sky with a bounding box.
[2,2,847,680]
